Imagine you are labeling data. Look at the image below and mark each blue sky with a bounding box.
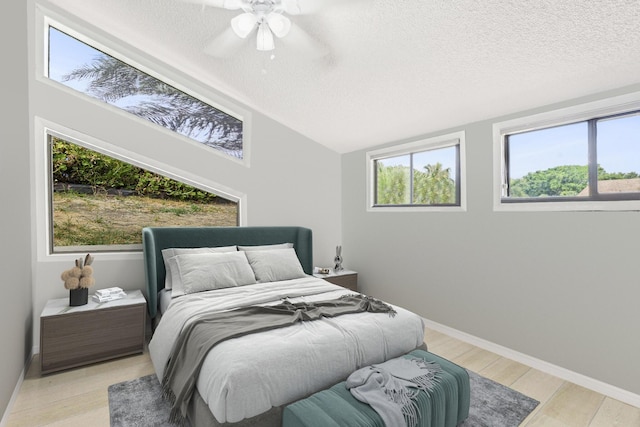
[48,27,95,93]
[378,146,457,176]
[508,122,587,179]
[49,28,156,109]
[509,115,640,179]
[48,27,243,155]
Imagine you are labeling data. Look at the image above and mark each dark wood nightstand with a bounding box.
[40,290,146,374]
[313,270,358,292]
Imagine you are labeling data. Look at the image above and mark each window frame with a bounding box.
[36,9,253,166]
[366,131,466,212]
[493,91,640,212]
[34,118,246,260]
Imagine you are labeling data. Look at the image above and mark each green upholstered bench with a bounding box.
[282,350,470,427]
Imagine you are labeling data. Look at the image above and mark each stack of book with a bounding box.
[92,287,127,303]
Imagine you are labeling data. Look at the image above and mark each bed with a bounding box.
[144,226,426,426]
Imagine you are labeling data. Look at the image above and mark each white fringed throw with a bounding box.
[346,356,442,427]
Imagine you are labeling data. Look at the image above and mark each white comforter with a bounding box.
[148,276,425,423]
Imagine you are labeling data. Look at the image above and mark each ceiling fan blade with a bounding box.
[222,0,246,9]
[279,0,363,15]
[280,23,329,59]
[280,0,302,15]
[176,0,246,10]
[202,27,246,57]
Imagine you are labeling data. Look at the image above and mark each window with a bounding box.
[49,136,238,253]
[47,26,245,159]
[496,98,640,211]
[505,114,640,201]
[367,132,466,211]
[505,122,589,199]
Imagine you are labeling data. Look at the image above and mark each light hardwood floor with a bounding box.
[4,327,640,426]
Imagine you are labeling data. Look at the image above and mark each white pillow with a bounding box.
[238,243,293,251]
[169,251,256,297]
[244,248,306,283]
[162,246,237,289]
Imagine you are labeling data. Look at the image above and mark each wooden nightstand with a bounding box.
[40,289,146,375]
[313,270,358,292]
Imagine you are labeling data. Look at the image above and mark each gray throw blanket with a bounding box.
[346,356,443,427]
[161,294,397,425]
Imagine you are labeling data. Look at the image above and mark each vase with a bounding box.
[333,245,343,272]
[69,287,88,306]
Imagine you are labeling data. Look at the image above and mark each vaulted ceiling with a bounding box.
[47,0,640,153]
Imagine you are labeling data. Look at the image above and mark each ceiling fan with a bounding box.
[229,0,296,51]
[180,0,337,57]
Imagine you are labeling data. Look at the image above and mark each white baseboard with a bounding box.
[422,317,640,409]
[0,353,33,427]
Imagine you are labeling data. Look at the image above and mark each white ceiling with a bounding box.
[47,0,640,153]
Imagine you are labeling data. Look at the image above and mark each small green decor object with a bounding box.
[61,254,95,306]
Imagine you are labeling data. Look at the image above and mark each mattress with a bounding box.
[148,277,426,424]
[158,288,172,315]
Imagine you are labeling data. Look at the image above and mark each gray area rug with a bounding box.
[460,370,539,426]
[109,371,538,426]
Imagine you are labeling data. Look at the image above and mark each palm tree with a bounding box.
[63,55,243,156]
[376,163,410,204]
[413,162,455,204]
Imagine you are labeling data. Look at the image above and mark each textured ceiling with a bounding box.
[47,0,640,153]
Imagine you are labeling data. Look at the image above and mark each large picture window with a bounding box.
[47,26,244,159]
[49,136,238,253]
[367,132,466,211]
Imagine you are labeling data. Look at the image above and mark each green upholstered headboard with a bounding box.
[142,226,313,319]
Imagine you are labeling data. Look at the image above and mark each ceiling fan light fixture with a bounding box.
[231,12,258,38]
[280,0,301,15]
[266,12,291,38]
[222,0,244,10]
[256,22,275,51]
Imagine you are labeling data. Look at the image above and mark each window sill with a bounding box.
[367,205,467,213]
[493,199,640,212]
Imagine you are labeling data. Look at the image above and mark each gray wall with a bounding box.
[342,85,640,396]
[0,1,33,419]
